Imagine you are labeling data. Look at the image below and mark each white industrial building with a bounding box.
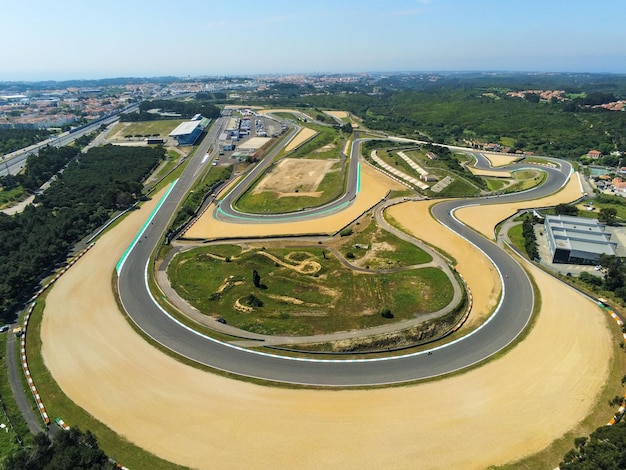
[544,214,617,264]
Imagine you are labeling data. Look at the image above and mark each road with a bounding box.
[0,104,138,177]
[117,128,573,386]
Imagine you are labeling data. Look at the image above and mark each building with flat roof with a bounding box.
[169,117,211,146]
[544,214,616,264]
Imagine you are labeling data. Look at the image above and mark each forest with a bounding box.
[263,76,626,160]
[0,128,52,155]
[560,421,626,469]
[0,145,80,193]
[3,428,116,470]
[120,99,221,122]
[0,144,163,319]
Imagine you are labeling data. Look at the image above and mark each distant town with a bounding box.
[0,73,370,130]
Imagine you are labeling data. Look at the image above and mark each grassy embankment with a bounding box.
[0,186,28,209]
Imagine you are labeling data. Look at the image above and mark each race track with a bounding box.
[117,138,574,386]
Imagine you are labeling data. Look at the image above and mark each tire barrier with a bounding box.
[598,301,626,426]
[20,242,96,427]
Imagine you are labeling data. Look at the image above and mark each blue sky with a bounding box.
[2,0,625,81]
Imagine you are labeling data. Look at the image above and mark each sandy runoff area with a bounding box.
[40,168,613,469]
[481,152,524,167]
[284,127,318,153]
[184,162,399,239]
[326,110,348,119]
[467,167,513,177]
[457,171,583,239]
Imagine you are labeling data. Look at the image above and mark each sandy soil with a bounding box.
[253,158,337,195]
[237,136,271,151]
[284,127,318,153]
[326,110,348,119]
[467,167,512,177]
[184,163,400,239]
[481,152,523,167]
[40,168,614,469]
[457,172,584,239]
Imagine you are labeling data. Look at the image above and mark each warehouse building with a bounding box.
[169,117,211,146]
[544,214,617,264]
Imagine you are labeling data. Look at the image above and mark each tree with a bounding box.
[599,207,618,225]
[244,294,263,308]
[578,271,602,286]
[522,214,538,260]
[554,204,578,216]
[252,269,261,288]
[560,421,626,469]
[4,429,115,470]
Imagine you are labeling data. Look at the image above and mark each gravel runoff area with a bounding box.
[39,168,615,469]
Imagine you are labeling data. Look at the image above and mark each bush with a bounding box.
[578,271,603,286]
[381,309,394,319]
[339,228,353,237]
[244,294,263,308]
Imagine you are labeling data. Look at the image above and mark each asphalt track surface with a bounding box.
[117,130,573,386]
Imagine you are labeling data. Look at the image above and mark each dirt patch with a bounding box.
[353,241,396,268]
[326,111,348,119]
[468,167,513,177]
[234,298,253,313]
[258,250,321,275]
[253,158,338,197]
[266,294,305,305]
[315,143,337,153]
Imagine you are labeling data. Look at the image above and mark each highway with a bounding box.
[117,127,574,386]
[0,104,138,177]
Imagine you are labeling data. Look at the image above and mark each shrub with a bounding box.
[381,309,394,319]
[244,294,264,308]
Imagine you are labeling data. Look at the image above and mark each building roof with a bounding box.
[545,215,616,257]
[169,121,202,137]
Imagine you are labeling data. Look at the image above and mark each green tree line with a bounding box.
[3,428,116,469]
[269,86,626,159]
[0,144,163,319]
[0,146,80,193]
[0,128,52,156]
